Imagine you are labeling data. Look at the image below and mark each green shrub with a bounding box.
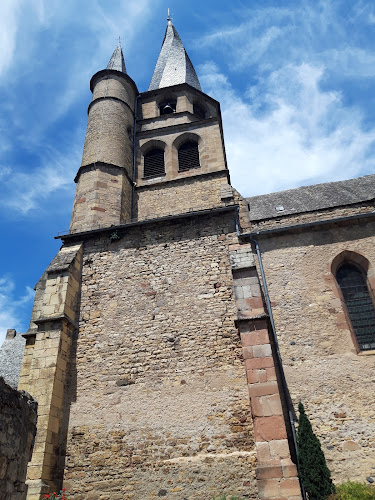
[329,481,375,499]
[297,402,335,500]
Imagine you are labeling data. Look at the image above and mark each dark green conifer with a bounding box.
[297,402,335,500]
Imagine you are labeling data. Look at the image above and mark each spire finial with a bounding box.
[118,36,121,47]
[167,8,172,22]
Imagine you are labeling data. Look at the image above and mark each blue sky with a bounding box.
[1,0,375,342]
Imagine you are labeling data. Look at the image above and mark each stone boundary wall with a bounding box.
[0,377,37,500]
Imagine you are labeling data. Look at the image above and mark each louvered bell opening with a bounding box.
[178,141,200,172]
[336,263,375,351]
[193,104,206,120]
[144,148,165,178]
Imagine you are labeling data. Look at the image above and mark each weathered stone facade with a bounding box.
[62,211,259,499]
[11,16,375,500]
[0,377,37,500]
[247,213,375,485]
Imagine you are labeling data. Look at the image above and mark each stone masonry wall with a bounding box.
[63,212,258,500]
[0,377,37,500]
[135,173,230,220]
[255,219,375,484]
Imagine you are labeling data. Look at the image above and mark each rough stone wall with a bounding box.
[254,219,375,484]
[0,377,37,500]
[63,212,258,500]
[135,173,230,220]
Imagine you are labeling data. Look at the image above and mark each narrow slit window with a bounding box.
[144,148,165,178]
[178,141,200,172]
[336,262,375,351]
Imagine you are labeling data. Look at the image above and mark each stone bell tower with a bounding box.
[70,41,138,233]
[17,15,302,500]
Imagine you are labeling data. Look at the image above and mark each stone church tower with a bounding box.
[13,14,375,500]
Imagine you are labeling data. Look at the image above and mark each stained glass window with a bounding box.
[336,262,375,351]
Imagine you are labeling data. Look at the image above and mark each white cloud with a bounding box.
[0,0,22,76]
[199,61,375,196]
[0,276,34,344]
[0,142,81,214]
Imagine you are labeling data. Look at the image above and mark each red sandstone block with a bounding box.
[259,369,268,383]
[245,297,264,309]
[250,396,263,417]
[248,382,278,398]
[256,465,283,480]
[245,357,274,370]
[242,346,254,359]
[253,416,287,441]
[266,367,277,381]
[258,478,280,498]
[258,329,271,344]
[241,331,260,346]
[246,369,259,384]
[280,478,301,496]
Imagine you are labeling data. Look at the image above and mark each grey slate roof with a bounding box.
[0,332,25,389]
[107,41,127,73]
[247,174,375,221]
[149,21,202,91]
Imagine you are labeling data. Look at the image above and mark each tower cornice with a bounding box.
[90,69,138,94]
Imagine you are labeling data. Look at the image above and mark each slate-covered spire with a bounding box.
[148,19,202,91]
[107,39,127,73]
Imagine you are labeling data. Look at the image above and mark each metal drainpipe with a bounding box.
[131,94,138,221]
[235,211,306,498]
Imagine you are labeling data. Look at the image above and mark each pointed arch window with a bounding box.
[144,148,165,178]
[336,262,375,351]
[178,141,200,172]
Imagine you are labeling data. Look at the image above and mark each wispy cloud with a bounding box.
[199,61,375,196]
[0,276,34,344]
[0,141,81,214]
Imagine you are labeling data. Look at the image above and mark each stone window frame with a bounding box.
[172,132,202,174]
[331,250,375,354]
[140,139,167,180]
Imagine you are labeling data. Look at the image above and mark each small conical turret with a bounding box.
[107,39,127,73]
[69,41,138,233]
[149,18,201,91]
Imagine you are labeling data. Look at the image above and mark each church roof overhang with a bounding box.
[55,205,238,242]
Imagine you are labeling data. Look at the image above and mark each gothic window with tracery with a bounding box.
[336,262,375,351]
[143,148,165,178]
[178,141,200,172]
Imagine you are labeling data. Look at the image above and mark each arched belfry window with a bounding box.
[178,141,200,172]
[144,148,165,178]
[336,262,375,351]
